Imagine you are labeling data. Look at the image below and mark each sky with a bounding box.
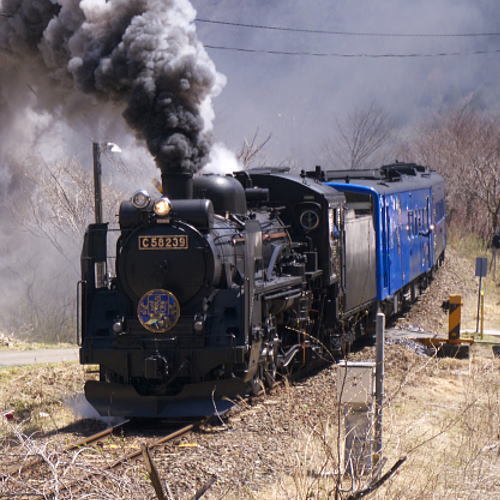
[1,0,498,178]
[191,0,500,166]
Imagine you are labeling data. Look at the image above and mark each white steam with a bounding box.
[202,142,242,175]
[66,393,125,425]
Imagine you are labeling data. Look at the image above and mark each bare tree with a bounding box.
[324,102,393,170]
[237,129,272,168]
[17,157,123,263]
[402,103,500,239]
[3,156,125,342]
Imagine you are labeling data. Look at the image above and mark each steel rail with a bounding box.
[42,422,197,499]
[0,419,129,480]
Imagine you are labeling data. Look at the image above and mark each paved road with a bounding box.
[0,348,79,367]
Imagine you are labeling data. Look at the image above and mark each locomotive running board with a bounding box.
[84,380,247,418]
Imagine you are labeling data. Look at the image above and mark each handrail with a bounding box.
[76,280,85,346]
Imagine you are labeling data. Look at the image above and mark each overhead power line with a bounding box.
[205,44,500,58]
[196,18,500,38]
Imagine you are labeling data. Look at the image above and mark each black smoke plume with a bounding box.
[0,0,224,175]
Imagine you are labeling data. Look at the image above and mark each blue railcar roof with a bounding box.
[321,163,444,194]
[326,173,444,194]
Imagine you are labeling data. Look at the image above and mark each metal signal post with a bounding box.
[475,257,488,334]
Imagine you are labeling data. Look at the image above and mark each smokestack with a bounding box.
[160,169,193,199]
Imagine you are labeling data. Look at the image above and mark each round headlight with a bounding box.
[153,197,172,217]
[131,190,151,209]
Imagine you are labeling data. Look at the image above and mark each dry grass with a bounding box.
[372,346,499,499]
[245,344,498,500]
[0,362,87,438]
[0,362,139,499]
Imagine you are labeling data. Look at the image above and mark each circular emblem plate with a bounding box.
[137,289,180,333]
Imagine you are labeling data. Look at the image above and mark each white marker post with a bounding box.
[337,361,375,480]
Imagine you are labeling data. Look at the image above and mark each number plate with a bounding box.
[138,235,189,250]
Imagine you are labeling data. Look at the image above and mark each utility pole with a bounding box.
[92,142,103,224]
[374,312,385,468]
[91,141,121,288]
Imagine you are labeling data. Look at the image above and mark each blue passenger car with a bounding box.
[323,163,445,314]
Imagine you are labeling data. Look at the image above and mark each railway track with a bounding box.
[0,418,199,499]
[1,419,129,481]
[1,376,305,498]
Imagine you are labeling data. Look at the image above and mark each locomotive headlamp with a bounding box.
[153,197,172,217]
[131,190,151,209]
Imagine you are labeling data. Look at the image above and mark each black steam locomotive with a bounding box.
[79,163,445,417]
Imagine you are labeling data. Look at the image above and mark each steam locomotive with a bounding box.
[79,163,445,417]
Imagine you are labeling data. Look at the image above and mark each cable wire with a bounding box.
[196,18,500,38]
[204,44,500,58]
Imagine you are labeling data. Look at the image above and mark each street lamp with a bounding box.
[92,141,121,224]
